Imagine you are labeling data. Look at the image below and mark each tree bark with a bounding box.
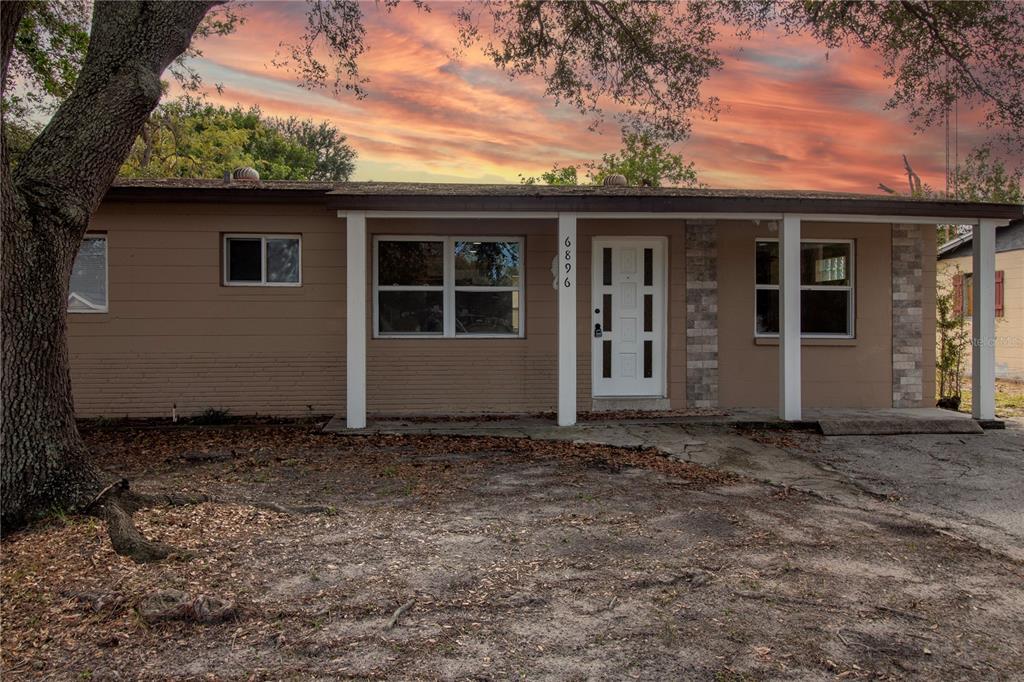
[1,1,219,530]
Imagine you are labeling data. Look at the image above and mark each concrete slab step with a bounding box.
[818,418,984,436]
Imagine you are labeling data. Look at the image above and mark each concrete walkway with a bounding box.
[327,413,1023,560]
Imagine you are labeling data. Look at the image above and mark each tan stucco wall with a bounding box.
[364,218,557,414]
[362,218,687,414]
[717,221,895,408]
[70,204,936,416]
[939,249,1024,381]
[69,202,346,418]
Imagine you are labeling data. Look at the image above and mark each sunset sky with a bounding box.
[182,1,1003,193]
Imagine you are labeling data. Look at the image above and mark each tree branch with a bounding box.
[1,1,29,91]
[12,1,222,226]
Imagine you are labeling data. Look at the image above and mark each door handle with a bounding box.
[594,323,603,338]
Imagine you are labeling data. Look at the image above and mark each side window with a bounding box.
[68,236,108,313]
[224,235,301,286]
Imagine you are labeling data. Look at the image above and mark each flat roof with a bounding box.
[105,179,1023,220]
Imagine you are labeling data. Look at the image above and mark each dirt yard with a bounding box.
[3,425,1023,680]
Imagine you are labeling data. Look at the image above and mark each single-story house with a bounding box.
[67,179,1023,426]
[938,218,1024,381]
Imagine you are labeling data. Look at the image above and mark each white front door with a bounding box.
[591,238,666,397]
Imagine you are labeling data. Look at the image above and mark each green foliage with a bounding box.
[589,132,700,187]
[266,117,358,182]
[936,267,970,404]
[457,1,722,142]
[2,118,42,168]
[522,132,701,187]
[2,2,242,125]
[950,146,1023,205]
[743,1,1024,152]
[520,164,580,186]
[3,0,89,122]
[119,101,356,181]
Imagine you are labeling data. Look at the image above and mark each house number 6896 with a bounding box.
[563,235,573,288]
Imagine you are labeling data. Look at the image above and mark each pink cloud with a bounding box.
[179,1,1011,192]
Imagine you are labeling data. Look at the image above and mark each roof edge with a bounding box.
[102,181,1024,220]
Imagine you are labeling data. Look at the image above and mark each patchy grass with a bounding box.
[957,378,1024,417]
[2,426,1023,680]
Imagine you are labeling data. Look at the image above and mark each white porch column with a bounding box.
[346,212,367,429]
[557,213,578,426]
[972,218,998,420]
[779,214,802,420]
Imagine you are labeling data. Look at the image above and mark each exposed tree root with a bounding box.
[137,589,238,624]
[103,502,180,563]
[84,478,327,563]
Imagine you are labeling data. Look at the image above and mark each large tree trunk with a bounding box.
[1,202,103,527]
[1,1,218,530]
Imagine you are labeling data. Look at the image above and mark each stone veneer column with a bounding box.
[892,224,924,407]
[685,222,719,408]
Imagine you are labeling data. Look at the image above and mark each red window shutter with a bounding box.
[996,270,1005,318]
[953,274,963,317]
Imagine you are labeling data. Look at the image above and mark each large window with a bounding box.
[755,239,854,337]
[374,236,523,337]
[68,235,108,313]
[223,234,301,286]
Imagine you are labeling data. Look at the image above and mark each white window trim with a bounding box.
[223,233,302,287]
[68,234,108,314]
[754,238,856,339]
[373,235,526,339]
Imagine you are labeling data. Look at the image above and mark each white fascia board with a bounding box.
[337,210,558,219]
[797,214,981,225]
[337,210,994,225]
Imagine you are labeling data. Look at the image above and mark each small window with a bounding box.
[223,235,301,286]
[68,235,108,313]
[374,236,524,337]
[755,240,854,337]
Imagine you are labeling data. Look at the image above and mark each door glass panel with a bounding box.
[644,294,653,333]
[602,340,612,378]
[602,248,612,286]
[602,294,612,332]
[644,248,653,286]
[643,340,653,378]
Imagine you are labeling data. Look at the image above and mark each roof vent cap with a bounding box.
[602,173,627,187]
[232,166,260,181]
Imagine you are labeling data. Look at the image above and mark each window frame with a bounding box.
[373,235,526,339]
[68,234,109,314]
[754,238,856,339]
[222,233,302,287]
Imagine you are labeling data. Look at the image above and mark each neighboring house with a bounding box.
[938,218,1024,381]
[66,179,1022,425]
